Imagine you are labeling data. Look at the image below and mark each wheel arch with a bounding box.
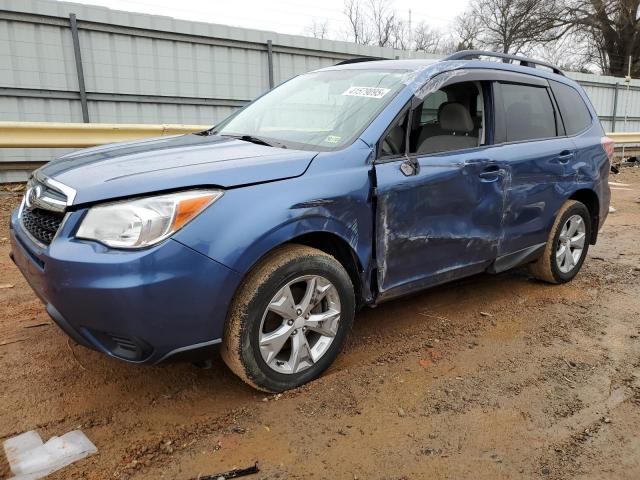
[568,188,599,244]
[228,217,370,309]
[286,231,364,308]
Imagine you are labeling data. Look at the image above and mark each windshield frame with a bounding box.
[211,68,411,152]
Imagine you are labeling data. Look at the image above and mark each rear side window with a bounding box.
[500,83,557,142]
[549,80,592,135]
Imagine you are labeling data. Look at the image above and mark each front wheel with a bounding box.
[221,244,355,392]
[529,200,592,284]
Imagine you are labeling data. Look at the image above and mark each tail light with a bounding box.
[601,136,615,162]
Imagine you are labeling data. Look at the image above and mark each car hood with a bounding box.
[39,134,317,205]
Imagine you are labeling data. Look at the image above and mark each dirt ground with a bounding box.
[1,168,639,480]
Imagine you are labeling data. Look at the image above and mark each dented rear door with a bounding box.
[374,150,505,299]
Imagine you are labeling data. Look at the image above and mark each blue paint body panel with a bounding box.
[172,141,374,279]
[43,134,318,204]
[375,149,504,296]
[10,58,611,364]
[10,209,242,362]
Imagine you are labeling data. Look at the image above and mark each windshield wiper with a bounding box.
[222,134,287,149]
[197,127,216,136]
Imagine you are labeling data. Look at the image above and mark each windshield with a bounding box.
[214,69,408,151]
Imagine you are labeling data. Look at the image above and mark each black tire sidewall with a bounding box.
[240,254,355,392]
[550,203,591,283]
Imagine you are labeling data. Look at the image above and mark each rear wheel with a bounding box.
[221,244,355,392]
[529,200,591,284]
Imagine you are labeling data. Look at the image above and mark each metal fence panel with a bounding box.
[0,19,78,91]
[86,101,235,124]
[567,72,640,132]
[0,95,82,121]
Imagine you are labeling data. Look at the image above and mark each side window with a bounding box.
[549,80,592,135]
[411,81,483,155]
[420,91,447,124]
[500,83,557,142]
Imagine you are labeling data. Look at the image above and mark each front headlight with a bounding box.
[76,189,223,249]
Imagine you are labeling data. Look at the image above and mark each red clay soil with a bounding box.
[1,168,639,480]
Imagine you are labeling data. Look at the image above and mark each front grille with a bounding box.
[21,208,64,246]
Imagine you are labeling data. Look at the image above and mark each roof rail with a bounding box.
[336,57,388,65]
[443,50,564,76]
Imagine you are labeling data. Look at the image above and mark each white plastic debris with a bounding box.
[3,430,97,479]
[609,206,617,213]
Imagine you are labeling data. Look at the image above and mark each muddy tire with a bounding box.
[528,200,591,284]
[220,244,355,392]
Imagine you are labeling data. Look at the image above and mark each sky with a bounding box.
[63,0,471,39]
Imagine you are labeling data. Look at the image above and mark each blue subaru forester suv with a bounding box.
[10,51,612,392]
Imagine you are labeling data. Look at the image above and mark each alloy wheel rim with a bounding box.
[556,214,586,274]
[258,275,341,374]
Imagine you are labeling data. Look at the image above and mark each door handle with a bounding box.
[557,150,574,164]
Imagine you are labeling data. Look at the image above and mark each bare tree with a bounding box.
[559,0,639,76]
[532,33,599,71]
[413,22,458,54]
[304,19,330,39]
[339,0,637,76]
[342,0,477,55]
[390,18,412,49]
[368,0,397,46]
[454,0,638,75]
[343,0,373,44]
[580,25,612,73]
[343,0,407,48]
[452,13,482,51]
[413,22,443,52]
[464,0,565,54]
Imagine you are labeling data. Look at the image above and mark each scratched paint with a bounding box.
[374,151,505,297]
[401,61,467,95]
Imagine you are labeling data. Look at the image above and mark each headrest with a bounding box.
[439,102,474,133]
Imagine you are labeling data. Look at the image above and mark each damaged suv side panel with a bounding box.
[375,150,505,299]
[371,65,609,301]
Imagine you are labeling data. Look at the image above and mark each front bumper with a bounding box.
[9,208,242,363]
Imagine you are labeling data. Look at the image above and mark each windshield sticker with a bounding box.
[324,135,342,144]
[342,86,391,99]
